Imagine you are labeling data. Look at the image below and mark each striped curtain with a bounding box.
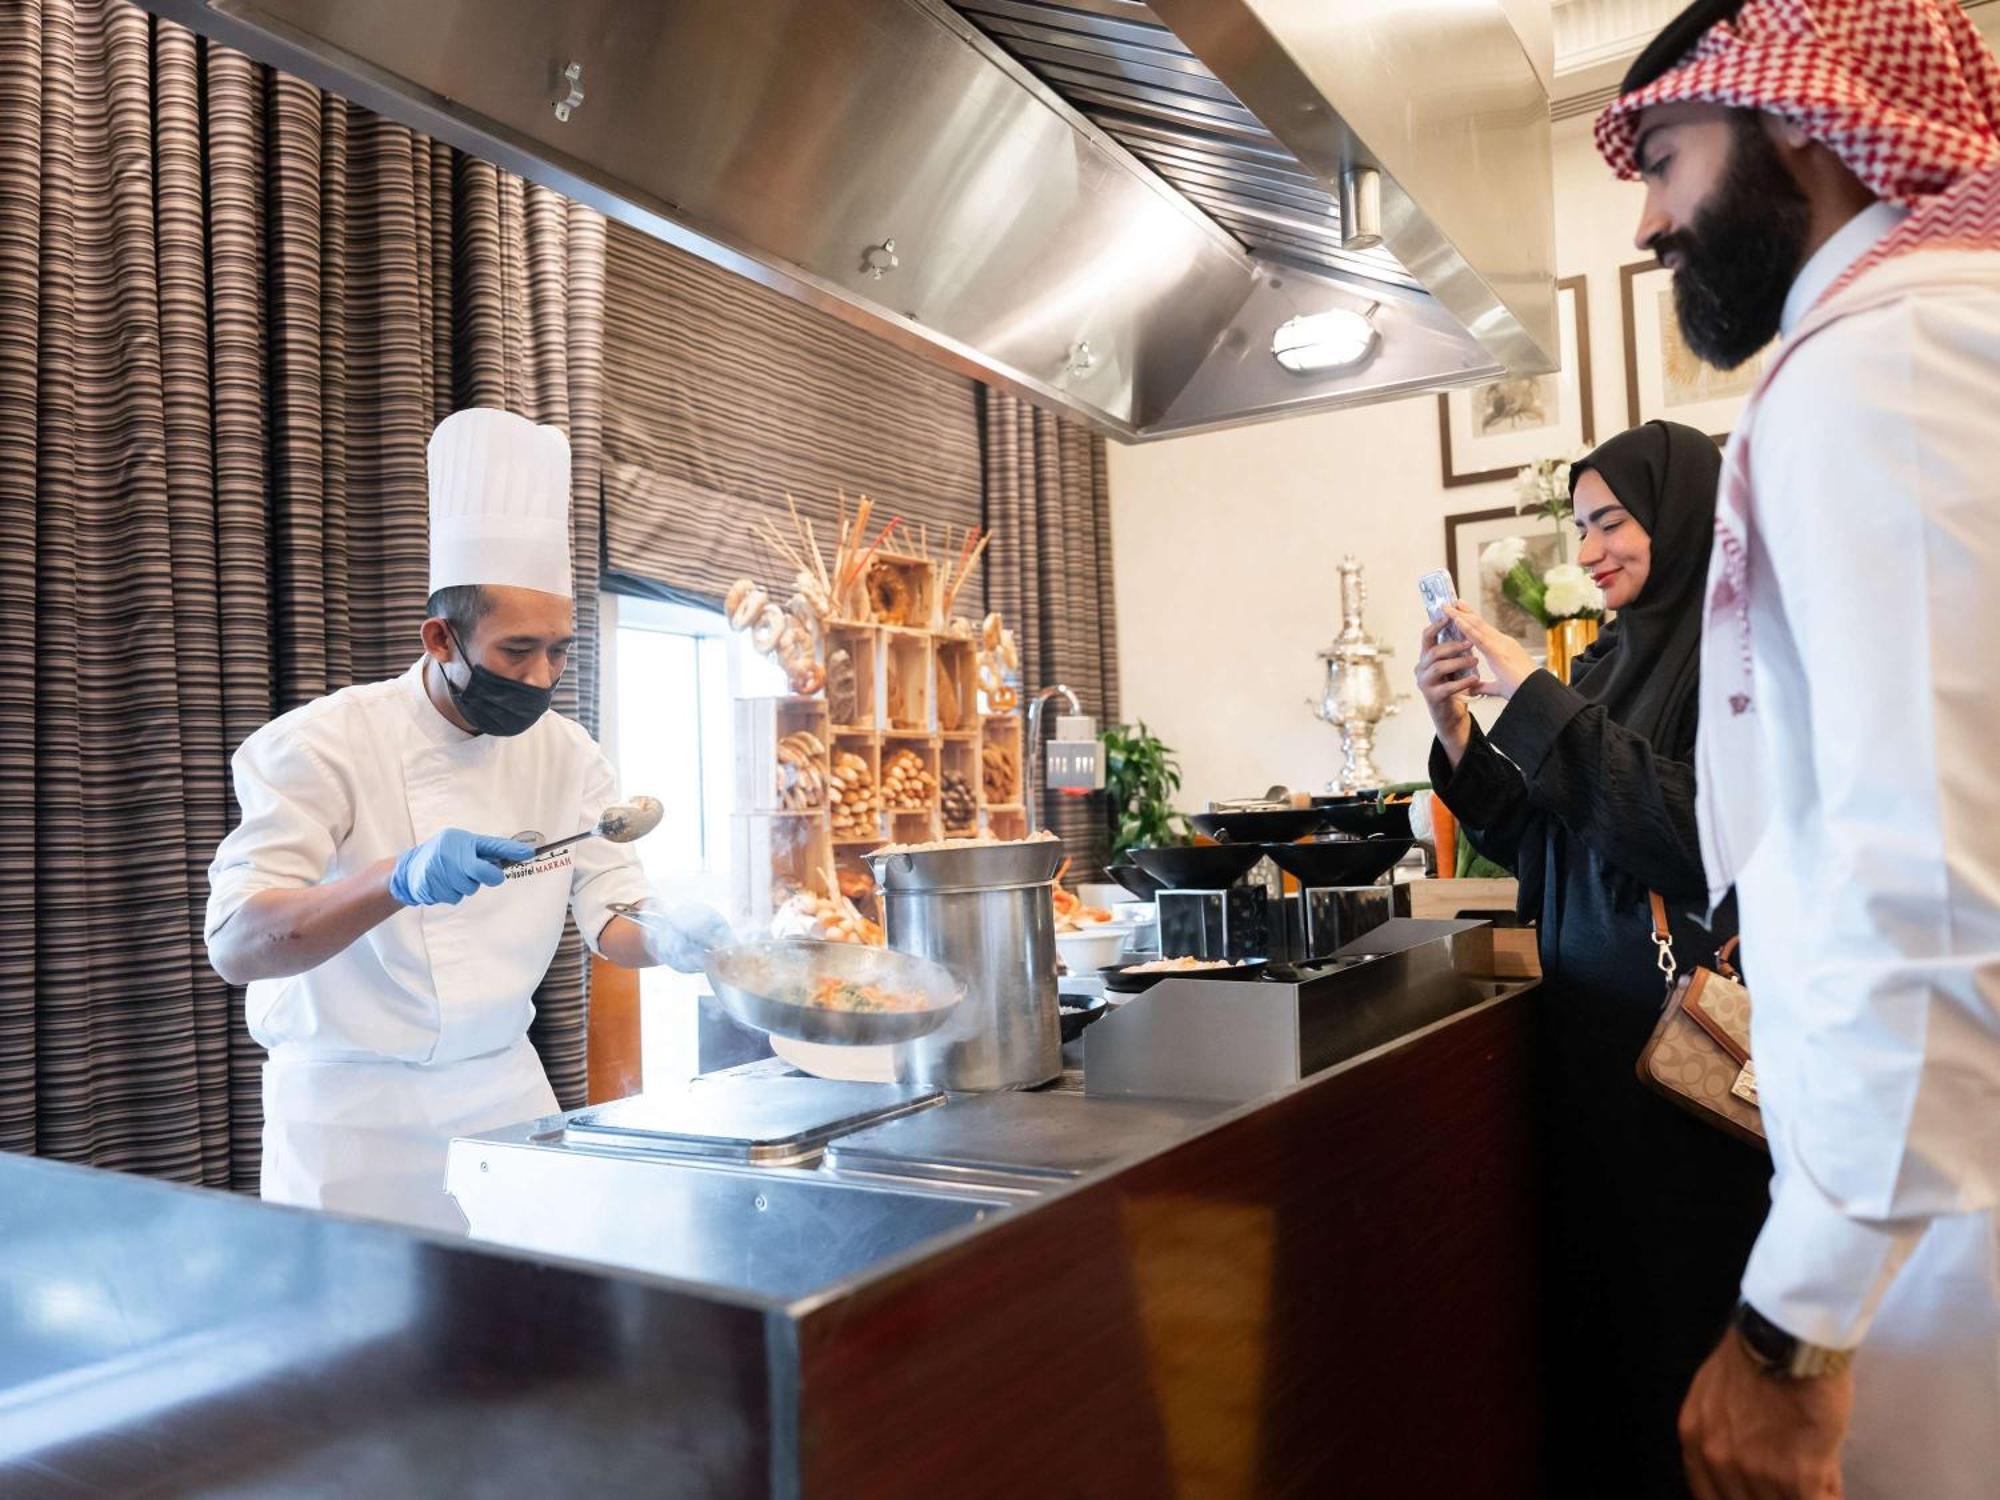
[0,2,606,1190]
[982,388,1121,881]
[601,221,983,603]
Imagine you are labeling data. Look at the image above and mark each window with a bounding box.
[604,593,785,898]
[602,592,786,1085]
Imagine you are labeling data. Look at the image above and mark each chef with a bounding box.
[1595,2,2000,1496]
[205,407,730,1234]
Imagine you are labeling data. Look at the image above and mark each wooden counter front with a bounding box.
[789,987,1542,1498]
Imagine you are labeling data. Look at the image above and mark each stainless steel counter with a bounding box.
[446,1081,1226,1294]
[446,920,1496,1300]
[6,918,1544,1498]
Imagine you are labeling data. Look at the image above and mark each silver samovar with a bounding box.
[1312,557,1406,793]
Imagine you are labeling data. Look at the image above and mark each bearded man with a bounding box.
[1595,3,2000,1497]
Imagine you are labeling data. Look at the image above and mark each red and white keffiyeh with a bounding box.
[1596,0,2000,203]
[1593,0,2000,896]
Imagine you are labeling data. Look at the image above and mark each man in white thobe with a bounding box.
[1595,3,2000,1496]
[206,407,729,1235]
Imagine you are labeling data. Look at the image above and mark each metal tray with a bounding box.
[823,1090,1224,1190]
[1099,959,1268,994]
[563,1078,943,1166]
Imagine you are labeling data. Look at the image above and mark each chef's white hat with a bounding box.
[427,408,574,598]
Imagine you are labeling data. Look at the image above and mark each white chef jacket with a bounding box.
[1716,202,2000,1496]
[206,658,652,1234]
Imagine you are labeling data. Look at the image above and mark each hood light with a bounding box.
[1271,307,1379,375]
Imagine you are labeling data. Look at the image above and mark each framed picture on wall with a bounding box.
[1620,258,1774,441]
[1437,274,1595,488]
[1444,507,1563,662]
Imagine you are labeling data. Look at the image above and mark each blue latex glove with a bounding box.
[633,899,735,974]
[390,829,538,908]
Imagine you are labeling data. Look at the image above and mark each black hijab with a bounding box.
[1564,421,1721,756]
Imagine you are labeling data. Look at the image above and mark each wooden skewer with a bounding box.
[753,517,809,578]
[782,491,825,591]
[837,499,876,596]
[940,526,990,618]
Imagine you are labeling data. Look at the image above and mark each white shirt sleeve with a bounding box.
[566,736,656,957]
[1738,289,2000,1348]
[205,722,351,944]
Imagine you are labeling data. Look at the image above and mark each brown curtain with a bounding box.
[601,220,982,602]
[982,388,1121,880]
[0,2,606,1190]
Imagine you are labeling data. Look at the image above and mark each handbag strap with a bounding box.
[1648,891,1678,995]
[1716,936,1742,982]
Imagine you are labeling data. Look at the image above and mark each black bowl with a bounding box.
[1129,843,1267,891]
[1189,808,1326,845]
[1106,861,1167,901]
[1100,959,1268,995]
[1264,838,1414,889]
[1059,995,1112,1042]
[1312,796,1415,840]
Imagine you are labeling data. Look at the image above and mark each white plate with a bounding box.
[768,1032,900,1084]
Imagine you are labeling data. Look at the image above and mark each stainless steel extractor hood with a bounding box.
[137,0,1555,441]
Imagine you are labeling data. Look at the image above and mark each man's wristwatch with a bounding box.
[1731,1300,1854,1380]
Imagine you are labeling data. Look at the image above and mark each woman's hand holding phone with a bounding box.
[1416,615,1481,767]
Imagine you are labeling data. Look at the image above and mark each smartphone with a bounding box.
[1417,569,1462,643]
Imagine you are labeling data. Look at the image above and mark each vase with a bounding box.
[1544,617,1600,685]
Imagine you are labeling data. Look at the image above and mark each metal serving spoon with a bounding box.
[504,795,663,866]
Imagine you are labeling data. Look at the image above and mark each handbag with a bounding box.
[1634,892,1767,1148]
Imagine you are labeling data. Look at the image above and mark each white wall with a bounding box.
[1108,116,1652,808]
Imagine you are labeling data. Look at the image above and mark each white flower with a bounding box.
[1541,562,1603,620]
[1480,535,1527,585]
[1512,465,1542,509]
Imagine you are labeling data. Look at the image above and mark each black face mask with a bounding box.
[1648,113,1813,371]
[441,624,556,737]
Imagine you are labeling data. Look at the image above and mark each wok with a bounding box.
[1106,861,1166,901]
[703,938,965,1046]
[1312,795,1415,840]
[614,904,965,1046]
[1264,838,1414,888]
[1128,843,1267,891]
[1189,808,1325,845]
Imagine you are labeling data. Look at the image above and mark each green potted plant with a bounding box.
[1101,721,1192,859]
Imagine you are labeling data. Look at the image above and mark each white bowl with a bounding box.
[1055,924,1132,974]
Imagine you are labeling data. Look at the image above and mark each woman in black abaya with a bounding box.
[1417,421,1771,1500]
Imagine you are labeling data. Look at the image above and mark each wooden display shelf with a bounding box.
[984,805,1029,842]
[938,738,980,836]
[935,638,978,735]
[882,630,935,734]
[889,809,942,844]
[980,715,1024,810]
[828,733,883,846]
[860,551,937,632]
[731,812,834,929]
[735,697,830,815]
[824,624,881,731]
[880,737,941,815]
